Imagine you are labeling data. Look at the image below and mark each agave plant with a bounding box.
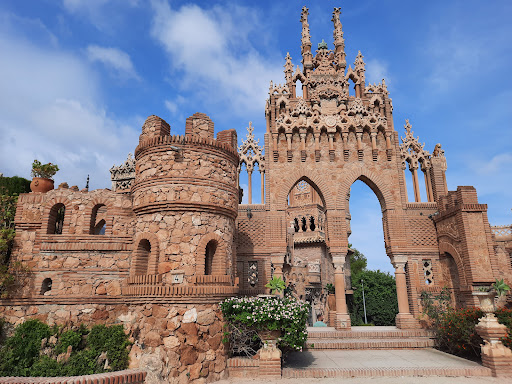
[492,278,510,297]
[265,276,286,294]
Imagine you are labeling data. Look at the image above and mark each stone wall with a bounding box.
[0,302,227,384]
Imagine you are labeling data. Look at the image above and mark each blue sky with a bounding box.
[0,1,511,273]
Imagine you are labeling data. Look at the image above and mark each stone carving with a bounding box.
[110,153,135,192]
[399,120,431,171]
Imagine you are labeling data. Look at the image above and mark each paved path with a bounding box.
[218,348,501,384]
[284,349,483,370]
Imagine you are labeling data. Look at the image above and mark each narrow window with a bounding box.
[423,259,433,285]
[48,203,65,234]
[90,204,107,235]
[205,240,217,275]
[134,239,151,275]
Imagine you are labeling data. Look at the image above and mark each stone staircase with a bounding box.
[305,326,435,350]
[282,326,492,378]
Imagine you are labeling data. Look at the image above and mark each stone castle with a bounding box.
[2,6,511,382]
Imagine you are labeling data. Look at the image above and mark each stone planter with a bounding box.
[328,293,336,311]
[30,177,54,193]
[257,329,281,349]
[473,291,496,314]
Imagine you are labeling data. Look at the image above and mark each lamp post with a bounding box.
[361,279,368,324]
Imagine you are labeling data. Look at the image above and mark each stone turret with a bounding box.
[131,113,239,289]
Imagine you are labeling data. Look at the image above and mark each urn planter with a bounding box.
[473,291,496,314]
[328,293,336,311]
[30,177,54,193]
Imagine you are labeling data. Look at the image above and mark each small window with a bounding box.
[90,204,107,235]
[134,239,151,275]
[48,204,65,234]
[41,278,52,294]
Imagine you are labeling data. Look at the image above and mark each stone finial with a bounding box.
[332,7,346,71]
[238,122,265,173]
[399,120,431,171]
[284,53,294,84]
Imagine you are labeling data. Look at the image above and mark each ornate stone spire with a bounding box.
[300,6,313,72]
[354,50,366,84]
[332,7,346,71]
[284,52,294,86]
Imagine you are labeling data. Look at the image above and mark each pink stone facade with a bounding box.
[2,6,512,382]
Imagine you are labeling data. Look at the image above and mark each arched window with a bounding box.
[134,239,151,275]
[48,203,65,234]
[90,204,107,235]
[41,278,52,294]
[205,240,217,275]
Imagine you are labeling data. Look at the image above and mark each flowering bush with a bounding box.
[496,307,512,349]
[220,295,309,353]
[31,160,59,179]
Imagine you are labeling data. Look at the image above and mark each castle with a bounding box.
[1,6,511,382]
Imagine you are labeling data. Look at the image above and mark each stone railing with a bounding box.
[492,225,512,240]
[0,369,146,384]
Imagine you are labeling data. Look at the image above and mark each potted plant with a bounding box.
[325,283,336,310]
[220,295,310,356]
[30,160,59,193]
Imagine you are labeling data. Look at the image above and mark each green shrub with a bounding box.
[87,324,131,371]
[0,319,52,376]
[435,307,483,357]
[0,320,131,377]
[54,325,87,355]
[496,307,512,349]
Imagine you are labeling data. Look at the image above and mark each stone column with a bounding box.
[260,171,265,204]
[475,313,512,377]
[334,260,351,329]
[247,169,253,204]
[411,166,421,202]
[392,259,418,329]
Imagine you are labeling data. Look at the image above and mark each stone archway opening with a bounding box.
[285,178,332,325]
[346,180,398,326]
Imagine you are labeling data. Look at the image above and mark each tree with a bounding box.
[349,243,367,277]
[348,245,398,326]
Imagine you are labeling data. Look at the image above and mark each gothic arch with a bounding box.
[337,168,395,211]
[275,168,336,211]
[130,232,160,276]
[41,197,72,235]
[196,233,227,275]
[438,240,468,287]
[83,198,114,235]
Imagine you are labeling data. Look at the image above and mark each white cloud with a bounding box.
[164,95,186,115]
[87,45,140,80]
[0,28,139,190]
[150,1,284,115]
[61,0,140,31]
[365,58,391,87]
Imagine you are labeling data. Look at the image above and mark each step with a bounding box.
[305,337,435,350]
[282,366,492,378]
[307,327,434,340]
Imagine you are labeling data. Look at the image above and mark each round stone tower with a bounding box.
[129,113,239,294]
